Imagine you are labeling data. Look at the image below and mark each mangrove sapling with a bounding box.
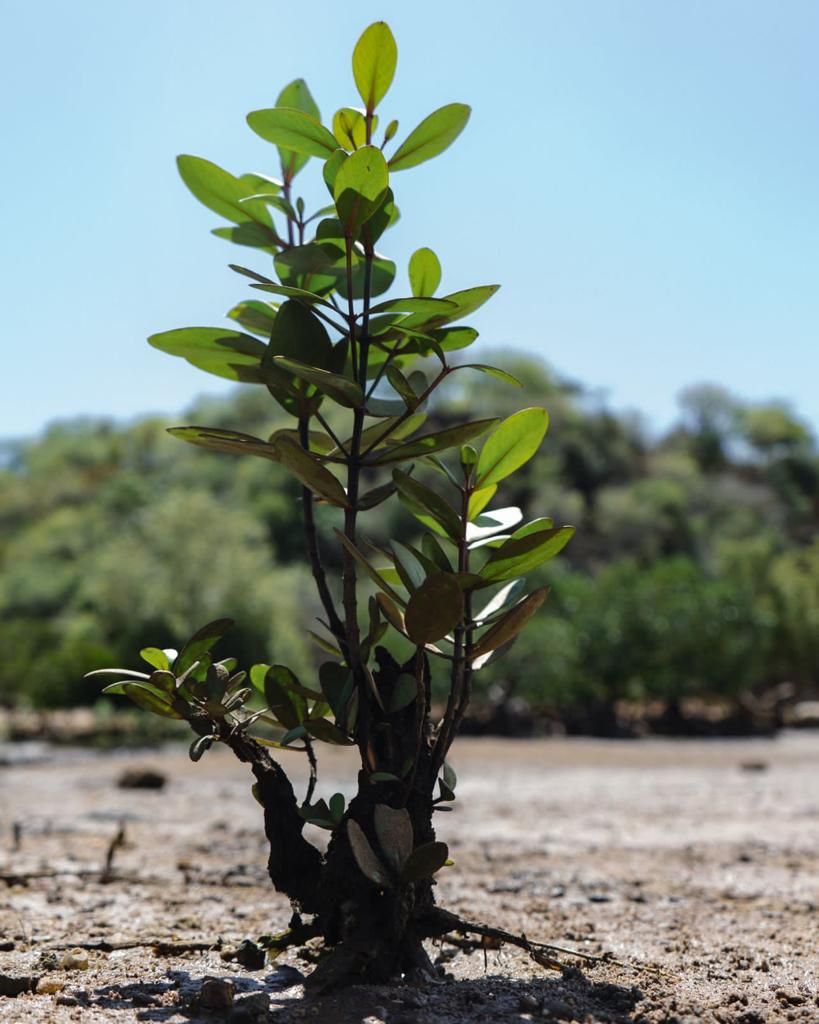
[89,21,575,989]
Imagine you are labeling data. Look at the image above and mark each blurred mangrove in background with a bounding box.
[1,353,817,731]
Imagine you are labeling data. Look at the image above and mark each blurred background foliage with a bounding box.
[1,353,817,729]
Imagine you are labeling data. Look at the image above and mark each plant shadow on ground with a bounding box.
[83,963,646,1023]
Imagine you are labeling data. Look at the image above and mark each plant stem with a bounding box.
[298,418,346,649]
[433,485,473,771]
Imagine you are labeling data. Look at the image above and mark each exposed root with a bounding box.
[420,908,672,979]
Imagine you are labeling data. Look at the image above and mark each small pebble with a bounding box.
[59,950,89,971]
[117,767,167,789]
[198,976,235,1010]
[36,977,65,994]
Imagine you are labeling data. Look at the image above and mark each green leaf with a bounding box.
[443,761,457,792]
[375,593,406,635]
[174,619,233,678]
[472,587,550,658]
[357,481,397,510]
[421,532,453,572]
[273,436,348,506]
[305,718,355,745]
[393,469,463,540]
[264,665,307,730]
[247,107,338,159]
[374,804,413,873]
[347,820,392,886]
[273,79,321,179]
[329,793,346,823]
[353,21,398,113]
[139,647,170,671]
[148,328,266,384]
[474,579,527,625]
[189,735,214,762]
[122,682,184,719]
[263,300,335,408]
[404,573,464,644]
[333,146,389,233]
[466,506,523,543]
[408,247,442,297]
[368,419,499,465]
[389,104,470,172]
[227,300,278,337]
[476,408,549,487]
[468,485,496,520]
[454,364,522,387]
[480,524,575,584]
[273,357,364,409]
[168,426,280,462]
[400,841,450,882]
[176,155,273,227]
[391,540,427,592]
[333,107,377,150]
[211,222,280,251]
[370,296,455,315]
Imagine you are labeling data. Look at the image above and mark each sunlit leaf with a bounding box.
[139,647,170,671]
[476,408,549,487]
[227,300,278,337]
[389,104,471,172]
[247,107,337,159]
[479,524,575,584]
[333,107,377,150]
[466,506,523,543]
[353,22,398,113]
[174,619,234,678]
[176,155,274,227]
[148,328,266,384]
[333,146,389,233]
[273,79,321,179]
[408,247,442,297]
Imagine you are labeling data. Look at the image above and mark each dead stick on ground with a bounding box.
[427,908,673,979]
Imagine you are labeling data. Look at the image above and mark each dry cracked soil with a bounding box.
[0,733,817,1023]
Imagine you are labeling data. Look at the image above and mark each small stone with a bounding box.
[37,951,60,971]
[59,950,89,971]
[36,977,65,994]
[231,992,270,1021]
[0,941,15,952]
[519,993,540,1012]
[373,1007,389,1021]
[117,767,166,789]
[198,976,235,1010]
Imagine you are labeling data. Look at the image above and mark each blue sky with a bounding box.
[2,0,817,439]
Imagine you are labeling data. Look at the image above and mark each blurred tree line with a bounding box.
[1,354,817,727]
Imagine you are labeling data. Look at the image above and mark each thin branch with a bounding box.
[420,908,671,978]
[298,419,346,647]
[304,737,318,805]
[314,410,349,457]
[359,366,452,459]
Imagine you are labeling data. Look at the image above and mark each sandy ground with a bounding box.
[0,733,817,1023]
